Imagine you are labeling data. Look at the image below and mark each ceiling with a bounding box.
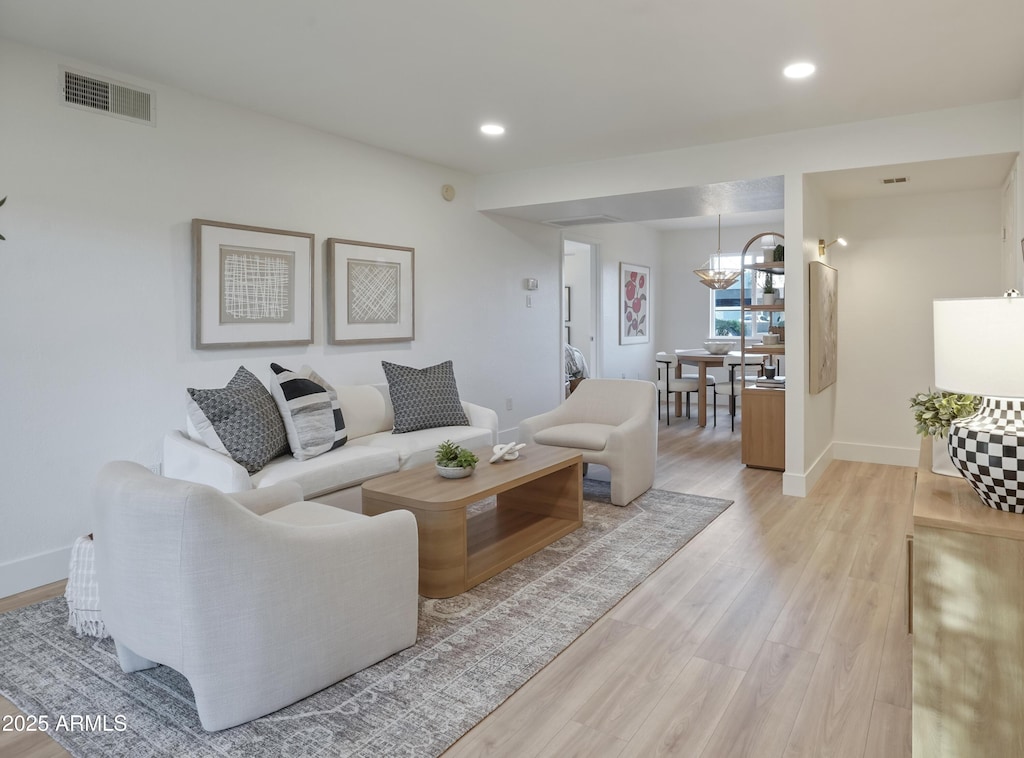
[1,0,1022,178]
[516,152,1018,231]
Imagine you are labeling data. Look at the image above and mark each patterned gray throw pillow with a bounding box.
[186,366,289,474]
[382,360,470,434]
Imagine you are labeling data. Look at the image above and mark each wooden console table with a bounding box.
[362,444,583,598]
[912,437,1024,756]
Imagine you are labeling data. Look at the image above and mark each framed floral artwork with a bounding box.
[619,262,650,344]
[192,219,314,349]
[326,237,414,345]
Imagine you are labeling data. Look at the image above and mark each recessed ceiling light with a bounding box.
[783,62,816,79]
[480,123,505,136]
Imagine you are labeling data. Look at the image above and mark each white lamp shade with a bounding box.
[934,297,1024,397]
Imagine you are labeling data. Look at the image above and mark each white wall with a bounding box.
[565,223,661,382]
[830,188,1003,466]
[793,174,835,493]
[0,40,560,596]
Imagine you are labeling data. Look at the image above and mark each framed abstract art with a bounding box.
[325,238,415,345]
[809,260,838,394]
[192,219,314,349]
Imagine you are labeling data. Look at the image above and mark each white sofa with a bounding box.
[164,383,498,510]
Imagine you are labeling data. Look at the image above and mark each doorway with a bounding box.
[562,238,599,387]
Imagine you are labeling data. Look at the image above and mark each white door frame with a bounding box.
[561,234,601,381]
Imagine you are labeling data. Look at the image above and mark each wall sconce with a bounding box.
[817,238,847,256]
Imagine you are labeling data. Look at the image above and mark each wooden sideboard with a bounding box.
[912,437,1024,756]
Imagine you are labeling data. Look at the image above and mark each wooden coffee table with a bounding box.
[361,444,583,598]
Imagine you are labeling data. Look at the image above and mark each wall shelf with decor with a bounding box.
[739,235,785,471]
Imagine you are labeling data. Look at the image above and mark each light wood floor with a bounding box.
[0,405,915,758]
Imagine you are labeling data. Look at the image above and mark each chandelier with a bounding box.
[693,214,740,290]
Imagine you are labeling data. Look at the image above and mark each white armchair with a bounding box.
[93,461,418,731]
[518,378,658,506]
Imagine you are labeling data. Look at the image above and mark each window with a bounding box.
[710,252,762,338]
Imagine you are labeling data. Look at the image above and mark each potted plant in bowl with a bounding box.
[909,389,981,476]
[435,440,480,479]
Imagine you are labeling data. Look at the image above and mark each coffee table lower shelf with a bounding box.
[361,445,583,598]
[466,506,580,589]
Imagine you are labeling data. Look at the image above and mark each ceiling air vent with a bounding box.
[882,177,909,184]
[61,67,155,125]
[543,215,623,227]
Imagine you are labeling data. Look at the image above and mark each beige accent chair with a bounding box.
[93,461,418,731]
[518,378,658,506]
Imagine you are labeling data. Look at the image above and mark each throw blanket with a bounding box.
[65,535,109,638]
[564,343,590,380]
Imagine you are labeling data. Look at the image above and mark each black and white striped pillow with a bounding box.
[270,363,347,460]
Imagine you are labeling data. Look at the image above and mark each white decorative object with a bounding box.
[490,443,525,462]
[703,340,732,355]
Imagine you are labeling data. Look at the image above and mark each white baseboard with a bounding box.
[782,442,915,498]
[0,546,71,599]
[782,444,834,497]
[831,441,918,468]
[782,472,807,497]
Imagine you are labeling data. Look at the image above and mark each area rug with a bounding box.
[0,482,731,758]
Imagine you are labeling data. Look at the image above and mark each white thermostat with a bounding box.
[524,278,539,290]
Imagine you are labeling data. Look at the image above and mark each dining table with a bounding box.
[673,349,726,427]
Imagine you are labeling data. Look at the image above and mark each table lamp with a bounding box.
[933,295,1024,512]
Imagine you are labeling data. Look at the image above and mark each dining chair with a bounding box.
[723,352,767,431]
[655,352,717,426]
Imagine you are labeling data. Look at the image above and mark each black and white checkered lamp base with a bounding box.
[948,397,1024,513]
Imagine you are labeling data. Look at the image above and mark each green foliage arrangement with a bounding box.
[435,440,479,469]
[909,390,981,437]
[772,244,784,262]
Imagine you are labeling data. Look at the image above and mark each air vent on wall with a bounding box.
[882,177,909,184]
[60,67,155,125]
[542,215,623,227]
